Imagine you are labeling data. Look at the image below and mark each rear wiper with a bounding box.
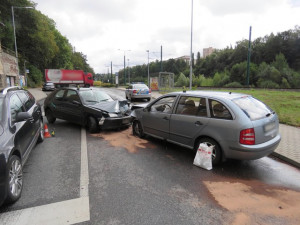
[100,99,110,102]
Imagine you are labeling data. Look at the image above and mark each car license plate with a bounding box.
[264,122,275,132]
[122,118,130,124]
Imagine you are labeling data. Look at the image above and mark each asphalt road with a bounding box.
[0,88,300,225]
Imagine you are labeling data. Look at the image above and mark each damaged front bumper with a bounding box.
[98,115,132,130]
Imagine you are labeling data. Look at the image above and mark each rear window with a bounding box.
[133,84,148,89]
[233,96,273,121]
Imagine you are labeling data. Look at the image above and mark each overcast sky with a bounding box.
[33,0,300,74]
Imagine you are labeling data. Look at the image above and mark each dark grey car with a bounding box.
[131,91,281,165]
[0,87,44,206]
[44,87,132,133]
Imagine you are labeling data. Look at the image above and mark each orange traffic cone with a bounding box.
[44,124,52,138]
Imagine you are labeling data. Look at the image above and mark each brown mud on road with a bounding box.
[204,181,300,225]
[91,128,156,153]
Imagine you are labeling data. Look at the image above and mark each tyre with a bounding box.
[87,116,99,133]
[37,119,44,143]
[147,98,151,101]
[132,120,145,138]
[5,155,23,204]
[45,109,56,124]
[195,137,222,166]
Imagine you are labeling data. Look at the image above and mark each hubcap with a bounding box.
[9,159,23,197]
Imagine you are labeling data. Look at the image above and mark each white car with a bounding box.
[125,83,151,101]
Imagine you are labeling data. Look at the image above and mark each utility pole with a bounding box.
[189,0,193,90]
[160,45,163,72]
[246,26,252,86]
[111,61,113,84]
[146,50,150,86]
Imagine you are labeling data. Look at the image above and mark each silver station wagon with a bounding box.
[131,91,281,165]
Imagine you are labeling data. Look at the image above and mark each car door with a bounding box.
[141,96,177,139]
[17,91,41,135]
[50,89,67,120]
[169,96,210,148]
[62,90,84,124]
[9,94,33,157]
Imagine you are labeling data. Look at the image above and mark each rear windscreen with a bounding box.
[233,96,273,121]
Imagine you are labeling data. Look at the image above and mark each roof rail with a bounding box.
[1,86,22,95]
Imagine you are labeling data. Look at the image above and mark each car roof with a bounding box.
[167,90,251,100]
[0,86,23,96]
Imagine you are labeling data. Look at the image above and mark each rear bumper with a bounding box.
[132,94,151,99]
[226,134,281,160]
[99,116,132,130]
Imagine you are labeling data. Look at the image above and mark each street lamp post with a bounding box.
[118,49,131,85]
[11,6,33,86]
[189,0,193,90]
[12,6,33,59]
[127,58,130,83]
[146,50,150,87]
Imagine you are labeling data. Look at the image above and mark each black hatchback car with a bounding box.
[44,87,132,133]
[0,87,44,206]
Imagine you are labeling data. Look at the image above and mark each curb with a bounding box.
[271,152,300,169]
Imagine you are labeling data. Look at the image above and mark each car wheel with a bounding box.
[147,98,151,101]
[37,119,44,143]
[46,109,56,124]
[195,138,221,166]
[132,120,145,138]
[5,155,23,204]
[87,116,99,133]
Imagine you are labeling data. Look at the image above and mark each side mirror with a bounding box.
[15,112,32,122]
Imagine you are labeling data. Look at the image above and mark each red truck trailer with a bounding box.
[45,69,93,87]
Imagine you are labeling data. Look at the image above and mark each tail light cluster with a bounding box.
[149,89,152,93]
[133,89,137,94]
[240,128,255,145]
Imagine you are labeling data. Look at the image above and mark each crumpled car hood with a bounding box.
[89,100,130,114]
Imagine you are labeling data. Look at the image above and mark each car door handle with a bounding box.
[162,116,169,121]
[195,121,203,126]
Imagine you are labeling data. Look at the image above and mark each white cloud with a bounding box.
[33,0,300,73]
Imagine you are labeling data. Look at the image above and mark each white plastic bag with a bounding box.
[193,143,213,170]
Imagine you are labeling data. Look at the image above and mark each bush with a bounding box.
[257,80,280,88]
[27,65,43,87]
[224,82,243,88]
[175,73,188,87]
[93,81,102,86]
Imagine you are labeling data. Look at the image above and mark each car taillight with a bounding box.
[240,128,255,145]
[149,89,151,93]
[133,90,137,94]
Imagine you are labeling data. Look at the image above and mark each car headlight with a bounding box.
[108,113,118,118]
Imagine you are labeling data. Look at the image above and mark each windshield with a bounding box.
[79,89,113,105]
[233,96,273,121]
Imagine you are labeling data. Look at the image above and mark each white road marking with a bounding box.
[80,127,89,197]
[0,127,90,224]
